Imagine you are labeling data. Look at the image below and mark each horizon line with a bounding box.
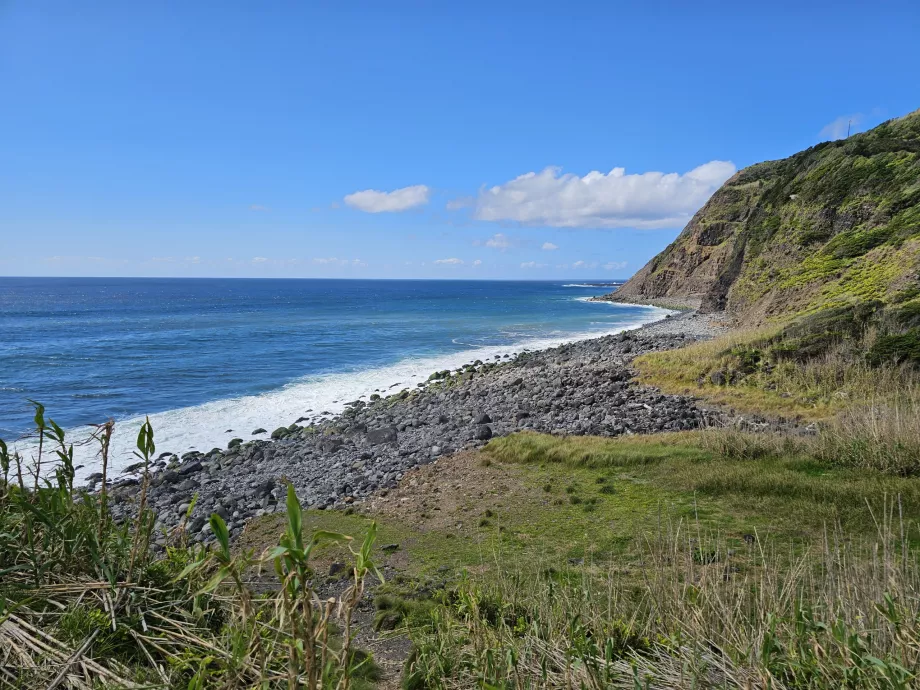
[0,275,630,283]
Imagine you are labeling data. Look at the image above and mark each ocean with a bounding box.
[0,277,667,477]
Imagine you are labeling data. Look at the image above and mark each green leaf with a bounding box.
[311,530,352,545]
[360,521,378,564]
[371,564,386,585]
[28,400,46,430]
[209,514,230,560]
[264,545,289,561]
[286,484,303,552]
[136,417,155,459]
[48,419,65,444]
[171,558,207,583]
[196,566,231,595]
[186,493,198,519]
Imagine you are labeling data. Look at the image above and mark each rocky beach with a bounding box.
[102,310,728,543]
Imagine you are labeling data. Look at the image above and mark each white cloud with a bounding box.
[485,233,512,249]
[603,261,627,271]
[312,257,366,267]
[541,242,559,251]
[472,259,482,266]
[470,161,735,229]
[571,260,598,269]
[520,261,548,269]
[446,196,474,210]
[434,258,464,265]
[344,185,430,213]
[250,204,270,212]
[252,256,268,263]
[818,114,863,141]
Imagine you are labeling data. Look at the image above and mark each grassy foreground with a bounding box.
[0,407,384,689]
[236,429,920,689]
[5,375,920,688]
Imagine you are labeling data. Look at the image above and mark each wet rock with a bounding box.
[254,479,276,499]
[177,479,199,492]
[367,426,398,445]
[178,461,203,475]
[321,438,344,453]
[157,470,181,486]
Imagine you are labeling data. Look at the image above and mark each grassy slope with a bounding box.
[244,432,920,582]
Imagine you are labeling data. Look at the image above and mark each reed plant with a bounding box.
[0,404,381,689]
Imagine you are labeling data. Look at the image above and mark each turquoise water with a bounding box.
[0,277,666,472]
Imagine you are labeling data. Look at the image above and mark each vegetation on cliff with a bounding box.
[612,109,920,328]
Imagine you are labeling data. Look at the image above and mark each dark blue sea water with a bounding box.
[0,277,666,473]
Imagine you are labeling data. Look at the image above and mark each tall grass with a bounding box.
[0,405,382,689]
[633,325,918,420]
[405,507,920,689]
[814,392,920,476]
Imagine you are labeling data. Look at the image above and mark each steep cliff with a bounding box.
[610,110,920,324]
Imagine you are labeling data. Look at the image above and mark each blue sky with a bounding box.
[2,1,918,280]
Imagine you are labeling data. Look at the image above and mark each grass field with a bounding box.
[239,430,920,688]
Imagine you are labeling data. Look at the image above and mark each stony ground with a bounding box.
[104,311,727,544]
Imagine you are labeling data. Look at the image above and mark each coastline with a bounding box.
[102,308,727,544]
[14,300,674,479]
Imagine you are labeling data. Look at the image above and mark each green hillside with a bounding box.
[613,109,920,324]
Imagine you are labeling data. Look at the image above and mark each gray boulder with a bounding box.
[178,461,203,476]
[367,426,398,445]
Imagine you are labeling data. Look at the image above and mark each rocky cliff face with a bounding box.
[610,110,920,324]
